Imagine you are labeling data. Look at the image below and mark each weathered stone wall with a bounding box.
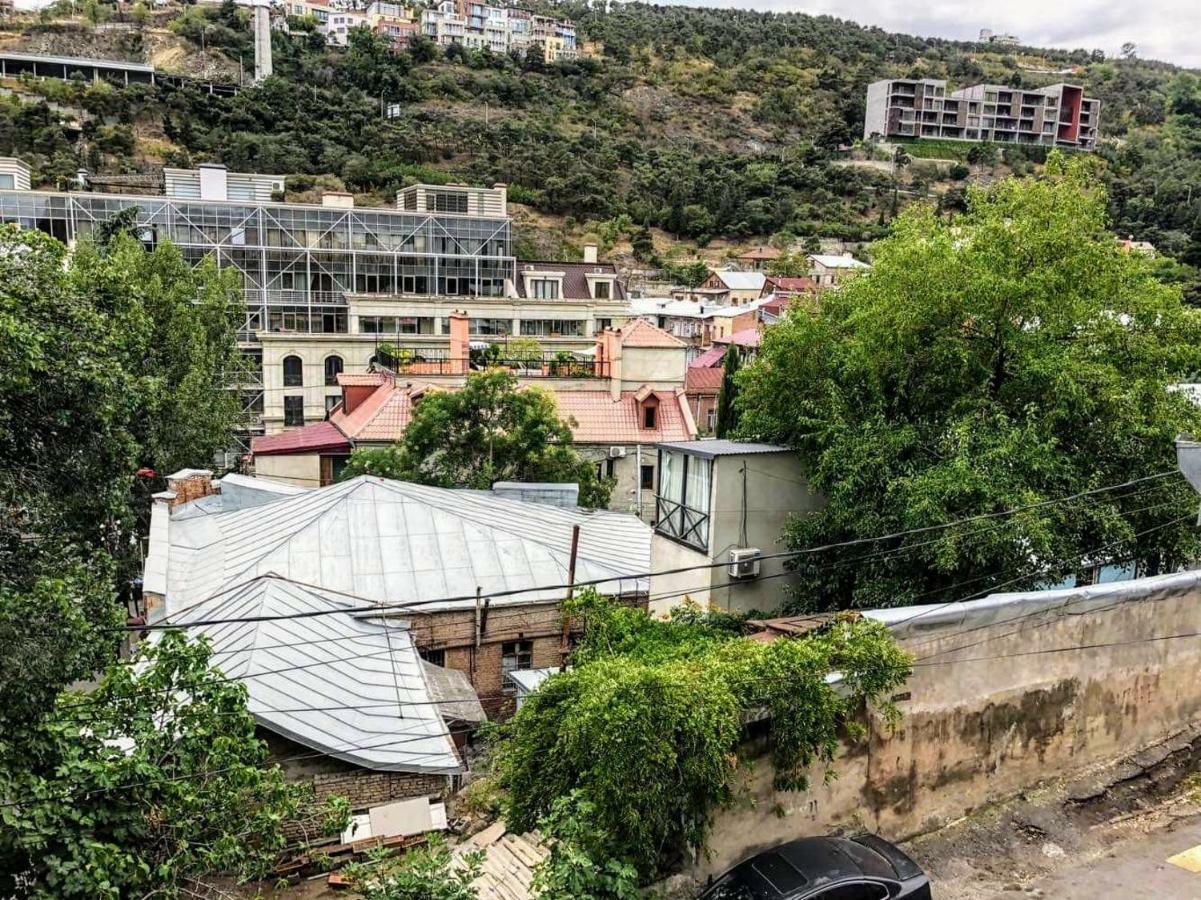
[697,572,1201,877]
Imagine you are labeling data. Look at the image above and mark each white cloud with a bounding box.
[656,0,1201,68]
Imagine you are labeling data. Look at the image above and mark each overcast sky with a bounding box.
[665,0,1201,69]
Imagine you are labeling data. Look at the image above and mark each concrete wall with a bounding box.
[618,345,689,391]
[254,452,322,488]
[696,572,1201,877]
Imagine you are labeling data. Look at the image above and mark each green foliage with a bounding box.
[738,156,1201,610]
[714,346,741,439]
[530,792,640,900]
[497,590,910,880]
[766,251,810,277]
[0,632,343,897]
[345,837,482,900]
[661,258,710,288]
[342,370,611,507]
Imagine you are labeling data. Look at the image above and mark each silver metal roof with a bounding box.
[654,439,792,459]
[508,666,564,695]
[158,476,651,617]
[153,576,462,773]
[0,50,156,73]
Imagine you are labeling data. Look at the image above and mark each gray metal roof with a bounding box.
[508,666,564,695]
[153,576,461,773]
[654,439,792,459]
[158,476,651,617]
[0,50,155,73]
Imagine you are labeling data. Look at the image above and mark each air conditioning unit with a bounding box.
[728,548,762,579]
[608,446,627,458]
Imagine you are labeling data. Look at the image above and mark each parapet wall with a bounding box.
[698,570,1201,876]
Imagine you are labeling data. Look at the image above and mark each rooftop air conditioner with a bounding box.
[608,446,627,458]
[728,548,762,579]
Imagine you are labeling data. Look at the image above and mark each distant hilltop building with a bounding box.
[864,78,1099,151]
[979,28,1020,47]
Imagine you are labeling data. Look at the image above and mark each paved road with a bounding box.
[1022,816,1201,899]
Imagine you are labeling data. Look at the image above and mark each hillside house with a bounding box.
[735,246,781,272]
[808,253,870,287]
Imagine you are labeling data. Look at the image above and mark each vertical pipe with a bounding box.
[560,524,580,671]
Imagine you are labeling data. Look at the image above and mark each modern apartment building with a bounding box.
[421,0,578,60]
[864,79,1099,151]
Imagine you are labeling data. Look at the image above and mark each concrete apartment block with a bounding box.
[863,78,1099,151]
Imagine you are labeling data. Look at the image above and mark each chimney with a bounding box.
[582,243,598,264]
[448,310,470,375]
[322,190,355,209]
[165,469,217,508]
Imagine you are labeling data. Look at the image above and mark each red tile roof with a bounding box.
[765,277,816,294]
[330,381,423,442]
[686,367,724,394]
[553,389,697,444]
[737,246,781,260]
[337,372,389,387]
[716,327,761,348]
[615,318,687,348]
[251,421,352,457]
[690,345,727,368]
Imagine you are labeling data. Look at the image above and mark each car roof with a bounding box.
[713,837,898,897]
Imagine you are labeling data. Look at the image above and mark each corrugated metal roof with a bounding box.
[711,270,767,291]
[686,367,723,393]
[154,576,462,773]
[251,421,352,456]
[809,254,870,269]
[158,476,651,618]
[655,439,791,458]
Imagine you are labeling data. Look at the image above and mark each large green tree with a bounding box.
[342,369,611,507]
[0,633,343,897]
[738,155,1201,611]
[714,346,741,438]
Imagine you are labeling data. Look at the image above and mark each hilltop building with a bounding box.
[864,78,1099,151]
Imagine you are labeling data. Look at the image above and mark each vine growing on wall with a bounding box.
[494,591,911,882]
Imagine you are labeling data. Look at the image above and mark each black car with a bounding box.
[699,833,931,900]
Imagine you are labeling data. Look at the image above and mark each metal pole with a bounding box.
[636,442,643,519]
[560,524,580,671]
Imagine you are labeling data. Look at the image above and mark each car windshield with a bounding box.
[702,873,776,899]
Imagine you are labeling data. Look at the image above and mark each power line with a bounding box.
[120,470,1182,632]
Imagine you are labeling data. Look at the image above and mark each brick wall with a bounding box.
[310,770,449,809]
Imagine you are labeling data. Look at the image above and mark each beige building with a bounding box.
[807,252,870,287]
[648,440,822,615]
[252,316,697,518]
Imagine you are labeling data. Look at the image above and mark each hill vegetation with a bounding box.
[0,1,1199,271]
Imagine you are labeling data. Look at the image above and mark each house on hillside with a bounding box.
[685,365,723,434]
[735,246,781,272]
[142,470,652,727]
[808,253,870,287]
[648,441,822,615]
[761,276,817,298]
[627,296,764,352]
[250,317,698,519]
[687,270,768,306]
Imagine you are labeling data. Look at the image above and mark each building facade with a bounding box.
[864,78,1099,151]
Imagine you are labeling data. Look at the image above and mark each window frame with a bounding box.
[323,354,344,386]
[283,395,305,427]
[501,639,534,692]
[282,355,304,387]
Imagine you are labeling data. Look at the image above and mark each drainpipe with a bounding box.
[636,443,643,520]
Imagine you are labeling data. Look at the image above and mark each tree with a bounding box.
[0,632,343,897]
[344,838,482,900]
[766,251,810,277]
[1121,41,1138,60]
[737,155,1201,611]
[714,346,741,438]
[341,370,611,507]
[661,259,710,288]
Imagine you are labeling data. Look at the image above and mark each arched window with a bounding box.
[283,355,303,387]
[324,355,344,386]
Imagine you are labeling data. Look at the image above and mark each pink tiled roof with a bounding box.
[337,372,389,387]
[251,421,352,456]
[737,246,781,260]
[716,327,761,348]
[554,389,697,444]
[690,345,727,368]
[765,277,816,294]
[329,381,428,442]
[686,367,723,394]
[615,318,687,348]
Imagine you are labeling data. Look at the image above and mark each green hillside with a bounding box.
[1,0,1199,268]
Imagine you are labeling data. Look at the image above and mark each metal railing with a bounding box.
[654,496,710,551]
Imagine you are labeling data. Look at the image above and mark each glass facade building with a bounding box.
[0,188,517,340]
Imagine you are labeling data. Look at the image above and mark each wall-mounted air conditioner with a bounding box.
[728,548,762,579]
[608,446,627,458]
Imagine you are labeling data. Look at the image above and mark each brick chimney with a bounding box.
[165,469,217,507]
[448,310,470,375]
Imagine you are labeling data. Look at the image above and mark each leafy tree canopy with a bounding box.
[737,155,1201,611]
[496,591,910,881]
[0,632,344,898]
[342,369,611,507]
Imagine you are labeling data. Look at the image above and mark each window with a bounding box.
[325,395,341,415]
[323,355,344,386]
[813,882,890,900]
[595,318,612,332]
[531,278,560,299]
[501,640,534,691]
[519,319,585,337]
[643,405,657,429]
[593,279,611,299]
[419,647,446,667]
[0,174,14,190]
[282,355,303,387]
[640,464,654,490]
[283,396,305,427]
[707,407,717,430]
[655,449,712,550]
[429,190,469,213]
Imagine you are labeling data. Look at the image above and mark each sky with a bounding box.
[665,0,1201,69]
